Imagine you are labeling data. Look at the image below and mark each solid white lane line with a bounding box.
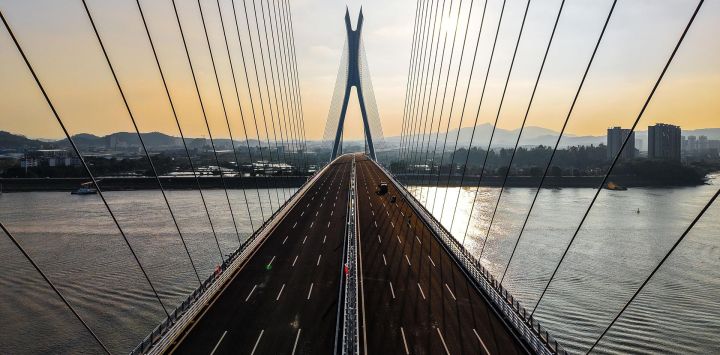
[428,255,436,267]
[307,283,314,300]
[292,255,298,267]
[317,254,322,265]
[415,236,422,245]
[282,236,288,245]
[389,281,396,299]
[382,254,387,266]
[276,284,285,300]
[303,236,307,244]
[445,283,457,301]
[436,328,451,355]
[245,284,257,302]
[405,254,411,267]
[323,235,327,243]
[291,329,302,355]
[250,330,264,355]
[210,330,227,355]
[400,327,410,355]
[473,329,491,355]
[417,283,426,300]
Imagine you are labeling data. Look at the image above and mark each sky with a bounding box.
[0,0,718,142]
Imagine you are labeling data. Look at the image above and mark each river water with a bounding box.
[0,176,717,354]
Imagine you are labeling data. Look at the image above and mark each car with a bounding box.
[376,182,388,195]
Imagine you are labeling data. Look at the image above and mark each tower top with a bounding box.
[344,7,364,33]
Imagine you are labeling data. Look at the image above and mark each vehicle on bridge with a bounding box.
[376,182,388,195]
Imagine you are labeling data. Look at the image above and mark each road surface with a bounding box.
[170,155,352,354]
[355,154,526,355]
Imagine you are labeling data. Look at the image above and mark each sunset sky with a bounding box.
[0,0,718,142]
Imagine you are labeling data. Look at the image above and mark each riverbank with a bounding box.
[0,176,308,192]
[394,174,709,188]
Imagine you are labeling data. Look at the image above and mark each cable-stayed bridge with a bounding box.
[0,0,718,354]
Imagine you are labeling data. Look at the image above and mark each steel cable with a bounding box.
[0,220,111,353]
[0,8,170,317]
[81,0,204,283]
[496,0,565,284]
[531,0,703,317]
[135,0,226,263]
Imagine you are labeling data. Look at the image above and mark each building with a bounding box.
[21,149,82,168]
[606,127,636,160]
[683,135,720,157]
[648,123,681,161]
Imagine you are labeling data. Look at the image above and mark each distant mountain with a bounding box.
[0,131,46,149]
[2,130,264,151]
[384,124,604,148]
[383,125,720,150]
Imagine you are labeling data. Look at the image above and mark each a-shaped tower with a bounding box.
[323,8,384,160]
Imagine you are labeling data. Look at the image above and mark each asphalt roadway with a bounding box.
[170,155,352,355]
[355,154,526,355]
[169,153,526,355]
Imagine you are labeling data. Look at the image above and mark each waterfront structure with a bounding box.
[648,123,681,161]
[607,127,636,160]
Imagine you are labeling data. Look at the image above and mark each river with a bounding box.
[0,176,717,354]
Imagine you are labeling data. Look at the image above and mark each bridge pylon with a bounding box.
[324,8,384,161]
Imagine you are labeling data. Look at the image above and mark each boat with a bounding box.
[606,181,627,191]
[71,182,97,195]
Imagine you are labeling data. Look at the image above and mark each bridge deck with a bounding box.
[355,154,525,355]
[167,154,525,354]
[170,155,352,354]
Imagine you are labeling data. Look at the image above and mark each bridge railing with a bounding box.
[130,169,328,355]
[375,161,567,355]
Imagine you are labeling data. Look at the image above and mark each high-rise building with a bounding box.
[699,135,708,151]
[607,126,636,160]
[648,123,681,161]
[687,135,698,152]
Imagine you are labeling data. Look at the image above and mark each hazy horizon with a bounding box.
[1,0,719,141]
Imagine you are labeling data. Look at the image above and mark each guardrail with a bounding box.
[374,160,567,355]
[130,162,335,355]
[340,155,360,355]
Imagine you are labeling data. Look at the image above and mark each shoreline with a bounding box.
[0,174,708,192]
[0,176,308,192]
[393,174,707,188]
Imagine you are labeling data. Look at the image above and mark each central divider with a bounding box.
[339,154,360,355]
